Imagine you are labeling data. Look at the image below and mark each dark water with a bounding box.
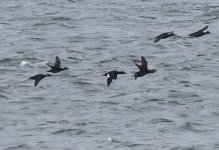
[0,0,219,150]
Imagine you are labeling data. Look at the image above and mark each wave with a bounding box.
[6,144,31,150]
[151,118,174,124]
[51,16,72,21]
[19,60,48,67]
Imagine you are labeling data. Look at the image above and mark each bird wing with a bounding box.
[154,35,162,43]
[199,26,208,32]
[34,79,40,86]
[47,63,54,69]
[55,56,61,68]
[141,56,148,70]
[135,64,142,70]
[107,77,112,86]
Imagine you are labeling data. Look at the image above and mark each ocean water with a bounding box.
[0,0,219,150]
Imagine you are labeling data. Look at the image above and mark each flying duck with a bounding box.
[29,74,51,86]
[102,71,126,86]
[133,56,156,80]
[189,25,210,37]
[47,56,68,73]
[154,31,175,43]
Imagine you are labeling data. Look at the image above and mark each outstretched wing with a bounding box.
[34,79,40,86]
[198,26,208,32]
[154,34,162,43]
[55,56,61,68]
[107,77,112,86]
[141,56,148,70]
[47,63,54,69]
[135,64,142,70]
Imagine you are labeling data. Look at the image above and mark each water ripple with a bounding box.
[179,122,210,133]
[6,144,31,150]
[0,0,218,149]
[151,118,174,124]
[52,128,86,135]
[51,16,73,21]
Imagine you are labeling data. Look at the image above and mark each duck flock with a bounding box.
[29,25,210,87]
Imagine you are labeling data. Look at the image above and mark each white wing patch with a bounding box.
[107,74,110,78]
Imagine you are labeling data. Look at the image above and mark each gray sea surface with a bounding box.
[0,0,219,150]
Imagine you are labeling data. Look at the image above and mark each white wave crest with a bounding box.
[19,60,48,67]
